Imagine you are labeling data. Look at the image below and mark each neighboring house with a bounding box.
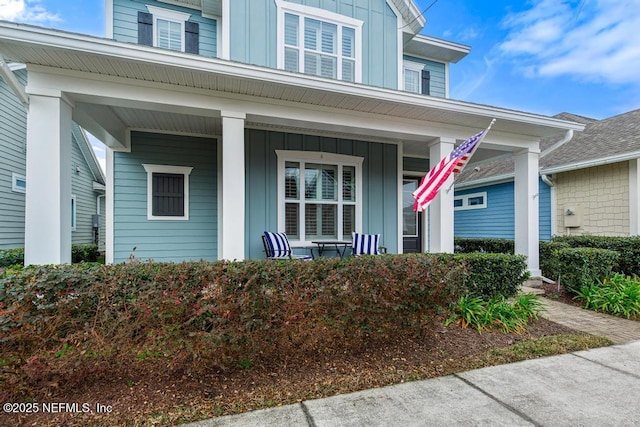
[0,63,106,250]
[454,110,640,239]
[0,0,585,275]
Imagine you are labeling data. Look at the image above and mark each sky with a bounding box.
[1,0,639,170]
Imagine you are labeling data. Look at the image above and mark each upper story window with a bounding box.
[277,1,362,83]
[138,6,199,54]
[403,61,430,95]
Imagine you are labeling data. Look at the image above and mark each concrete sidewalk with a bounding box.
[184,340,640,426]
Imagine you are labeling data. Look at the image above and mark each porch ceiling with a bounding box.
[0,22,584,153]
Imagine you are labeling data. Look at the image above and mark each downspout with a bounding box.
[540,129,574,157]
[0,55,29,108]
[540,174,556,284]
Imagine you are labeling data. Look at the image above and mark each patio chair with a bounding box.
[262,231,314,260]
[351,232,386,256]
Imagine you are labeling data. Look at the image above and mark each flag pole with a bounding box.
[445,118,496,194]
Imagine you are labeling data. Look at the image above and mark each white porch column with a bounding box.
[220,111,246,260]
[514,148,541,276]
[630,159,640,235]
[24,93,73,265]
[429,137,455,253]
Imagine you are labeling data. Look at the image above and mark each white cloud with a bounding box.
[0,0,61,25]
[498,0,640,85]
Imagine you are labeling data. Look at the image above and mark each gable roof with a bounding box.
[456,109,640,187]
[72,122,106,186]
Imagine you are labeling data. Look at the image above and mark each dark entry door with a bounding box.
[403,178,423,253]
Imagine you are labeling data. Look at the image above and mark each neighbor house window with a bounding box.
[403,61,430,95]
[71,195,77,232]
[11,173,26,193]
[277,1,362,82]
[142,164,193,220]
[454,192,487,211]
[276,151,363,243]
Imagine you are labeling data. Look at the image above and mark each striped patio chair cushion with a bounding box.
[263,231,292,258]
[352,232,381,255]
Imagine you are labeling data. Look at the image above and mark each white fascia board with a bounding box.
[541,151,640,175]
[0,54,28,107]
[0,22,585,135]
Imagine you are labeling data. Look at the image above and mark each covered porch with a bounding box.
[0,22,584,274]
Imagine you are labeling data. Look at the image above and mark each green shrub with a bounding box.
[454,238,515,254]
[0,248,24,268]
[574,273,640,319]
[0,244,101,267]
[552,235,640,276]
[71,244,100,263]
[0,255,468,388]
[539,240,571,279]
[454,253,529,299]
[546,247,618,293]
[446,293,544,333]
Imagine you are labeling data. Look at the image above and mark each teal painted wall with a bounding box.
[403,157,429,173]
[245,129,398,259]
[230,0,399,89]
[112,0,217,57]
[403,55,446,98]
[454,179,552,241]
[0,69,27,249]
[113,132,217,263]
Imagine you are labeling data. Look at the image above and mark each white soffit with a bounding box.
[403,34,470,63]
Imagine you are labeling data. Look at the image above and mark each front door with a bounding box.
[402,178,423,253]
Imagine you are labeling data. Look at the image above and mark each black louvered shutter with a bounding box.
[421,70,431,96]
[138,11,153,46]
[152,173,185,216]
[185,21,199,54]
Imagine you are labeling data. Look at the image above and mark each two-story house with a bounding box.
[0,0,584,275]
[0,63,106,251]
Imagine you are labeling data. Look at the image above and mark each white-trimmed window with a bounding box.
[11,173,26,193]
[71,195,77,232]
[276,151,363,244]
[277,1,362,83]
[146,5,191,51]
[142,164,194,220]
[403,60,429,95]
[454,192,487,211]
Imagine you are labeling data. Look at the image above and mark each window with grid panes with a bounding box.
[279,152,361,243]
[280,3,360,83]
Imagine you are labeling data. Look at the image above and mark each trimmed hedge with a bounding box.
[542,247,618,293]
[0,255,468,375]
[455,253,529,298]
[0,244,100,267]
[552,236,640,276]
[454,238,515,254]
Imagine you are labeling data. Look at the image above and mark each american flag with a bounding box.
[413,121,495,212]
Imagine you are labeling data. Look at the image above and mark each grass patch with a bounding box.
[486,335,613,363]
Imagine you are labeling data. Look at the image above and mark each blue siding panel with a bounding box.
[403,157,429,173]
[454,178,552,241]
[70,124,101,245]
[403,55,446,98]
[113,132,217,263]
[0,69,27,249]
[230,0,398,89]
[112,0,217,57]
[245,129,398,259]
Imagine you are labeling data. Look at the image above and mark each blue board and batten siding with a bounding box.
[245,129,398,259]
[454,179,551,241]
[230,0,399,89]
[0,69,27,249]
[112,0,218,57]
[403,55,446,98]
[113,132,217,263]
